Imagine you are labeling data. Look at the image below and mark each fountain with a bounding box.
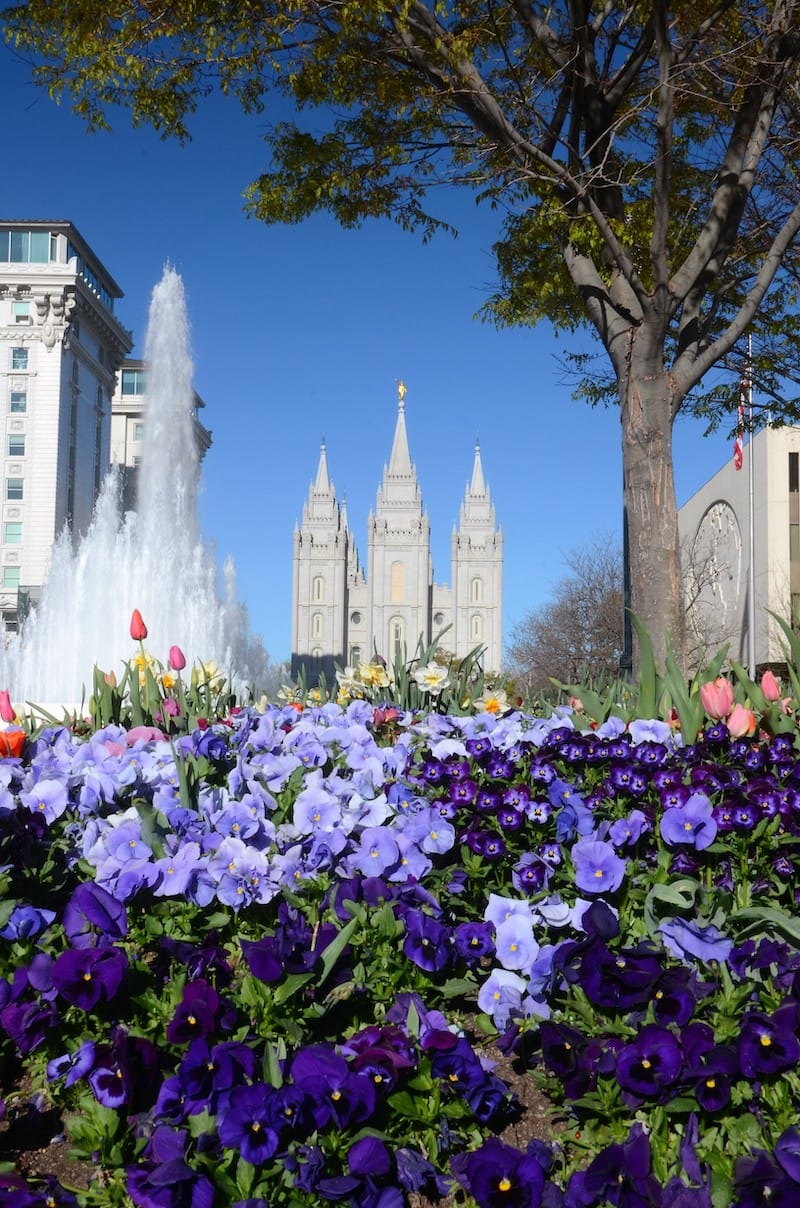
[0,266,267,706]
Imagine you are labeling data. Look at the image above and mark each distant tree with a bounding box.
[507,540,623,697]
[8,2,800,666]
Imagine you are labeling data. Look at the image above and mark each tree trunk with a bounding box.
[620,339,684,674]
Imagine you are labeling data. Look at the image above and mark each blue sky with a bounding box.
[2,43,736,666]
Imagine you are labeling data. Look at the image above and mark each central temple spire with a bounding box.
[387,379,413,478]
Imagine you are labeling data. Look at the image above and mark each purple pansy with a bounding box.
[660,792,718,850]
[571,839,627,895]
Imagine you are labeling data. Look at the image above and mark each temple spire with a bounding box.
[469,438,486,496]
[314,437,331,494]
[387,380,413,477]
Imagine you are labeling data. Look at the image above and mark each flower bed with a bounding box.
[2,694,800,1206]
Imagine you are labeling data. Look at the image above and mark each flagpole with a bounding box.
[747,336,756,678]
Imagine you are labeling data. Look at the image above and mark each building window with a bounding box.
[7,436,25,458]
[471,613,483,642]
[9,393,26,414]
[350,610,361,625]
[433,611,445,627]
[312,611,323,639]
[12,301,31,324]
[390,616,404,652]
[350,646,361,666]
[6,479,23,501]
[11,348,28,371]
[391,560,404,603]
[312,575,324,602]
[0,229,53,263]
[133,422,144,441]
[471,576,483,604]
[121,368,146,396]
[3,523,21,545]
[792,524,800,563]
[2,566,20,589]
[791,452,799,494]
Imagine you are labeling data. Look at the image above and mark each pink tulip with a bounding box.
[726,703,757,738]
[0,689,14,723]
[760,670,781,702]
[699,677,735,720]
[169,646,186,671]
[130,609,148,641]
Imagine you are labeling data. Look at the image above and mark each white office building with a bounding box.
[0,221,132,628]
[110,358,211,511]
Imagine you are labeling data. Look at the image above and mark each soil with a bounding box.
[1,1043,564,1203]
[0,1069,94,1193]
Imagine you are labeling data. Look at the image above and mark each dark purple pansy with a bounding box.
[452,1137,545,1207]
[739,1005,800,1077]
[565,1122,662,1206]
[62,881,128,948]
[239,935,283,983]
[733,1152,794,1207]
[217,1083,280,1164]
[615,1024,683,1099]
[402,909,451,972]
[0,999,59,1054]
[453,921,495,965]
[166,979,221,1045]
[52,946,128,1010]
[775,1126,800,1184]
[449,778,478,806]
[688,1045,739,1112]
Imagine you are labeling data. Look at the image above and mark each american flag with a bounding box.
[733,377,746,470]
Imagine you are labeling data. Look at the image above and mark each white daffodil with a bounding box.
[413,662,450,695]
[476,687,509,715]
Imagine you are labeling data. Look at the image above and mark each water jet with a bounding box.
[0,267,266,705]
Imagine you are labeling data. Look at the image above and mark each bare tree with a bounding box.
[507,539,623,697]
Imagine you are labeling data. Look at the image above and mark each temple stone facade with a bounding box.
[292,384,503,679]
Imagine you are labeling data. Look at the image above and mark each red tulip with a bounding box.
[0,689,14,723]
[130,609,148,641]
[169,645,186,671]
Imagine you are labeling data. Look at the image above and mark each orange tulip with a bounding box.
[726,703,757,737]
[0,728,24,758]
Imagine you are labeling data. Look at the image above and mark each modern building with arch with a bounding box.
[292,384,503,679]
[678,424,800,669]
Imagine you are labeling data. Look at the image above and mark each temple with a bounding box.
[292,383,503,678]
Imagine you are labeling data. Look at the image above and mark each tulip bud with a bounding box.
[130,609,148,641]
[699,677,735,720]
[0,689,14,723]
[169,645,186,671]
[104,670,117,689]
[760,669,781,702]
